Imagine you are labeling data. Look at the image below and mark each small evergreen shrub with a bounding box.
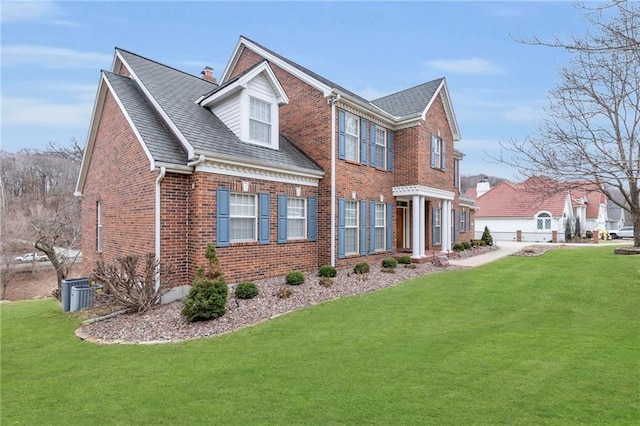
[481,226,494,246]
[182,243,228,323]
[235,282,258,300]
[462,241,472,250]
[285,271,305,285]
[319,277,333,288]
[276,286,292,299]
[382,257,398,269]
[453,243,464,252]
[477,239,487,246]
[182,276,228,322]
[585,230,593,239]
[353,262,370,274]
[318,265,337,278]
[398,256,412,265]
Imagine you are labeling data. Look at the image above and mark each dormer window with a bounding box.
[250,97,271,144]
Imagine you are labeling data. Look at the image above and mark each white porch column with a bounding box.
[441,199,452,253]
[412,195,421,259]
[419,196,426,257]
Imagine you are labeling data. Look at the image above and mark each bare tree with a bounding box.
[498,1,640,248]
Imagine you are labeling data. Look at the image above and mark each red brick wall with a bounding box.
[160,173,190,285]
[80,90,156,277]
[187,173,319,283]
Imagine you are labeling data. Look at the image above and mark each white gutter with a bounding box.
[328,93,341,266]
[155,166,166,291]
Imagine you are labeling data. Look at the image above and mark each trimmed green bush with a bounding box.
[286,271,305,285]
[318,265,337,278]
[182,276,228,322]
[453,243,464,251]
[398,256,412,265]
[462,241,472,250]
[382,258,398,269]
[585,230,593,239]
[353,262,370,274]
[235,282,258,300]
[481,226,494,246]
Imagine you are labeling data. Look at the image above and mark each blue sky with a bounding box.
[1,1,592,180]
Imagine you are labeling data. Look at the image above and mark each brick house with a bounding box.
[75,36,476,286]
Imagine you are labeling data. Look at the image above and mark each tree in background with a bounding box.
[498,1,640,248]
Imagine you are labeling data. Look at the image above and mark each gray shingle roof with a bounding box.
[116,48,322,174]
[103,71,187,164]
[370,78,444,120]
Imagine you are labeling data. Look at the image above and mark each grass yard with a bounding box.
[2,246,638,425]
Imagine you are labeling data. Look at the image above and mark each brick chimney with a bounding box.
[201,66,217,84]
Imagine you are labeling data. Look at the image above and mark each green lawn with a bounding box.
[2,247,638,425]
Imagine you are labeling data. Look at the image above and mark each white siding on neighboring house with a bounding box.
[475,216,562,242]
[211,95,241,137]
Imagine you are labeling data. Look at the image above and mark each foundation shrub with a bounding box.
[353,262,370,274]
[398,256,412,265]
[318,265,337,278]
[285,271,305,286]
[235,282,258,300]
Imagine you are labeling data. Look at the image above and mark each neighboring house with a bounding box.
[606,203,626,231]
[75,36,476,286]
[468,178,607,242]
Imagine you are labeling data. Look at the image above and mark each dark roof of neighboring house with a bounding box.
[116,48,322,173]
[103,71,187,164]
[371,79,444,119]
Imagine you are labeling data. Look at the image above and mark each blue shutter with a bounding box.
[370,123,377,167]
[277,195,287,244]
[259,193,270,245]
[370,201,376,254]
[361,119,368,166]
[441,138,446,171]
[338,199,346,259]
[386,203,393,252]
[216,188,230,248]
[430,135,437,168]
[307,196,317,242]
[453,209,458,243]
[360,200,367,255]
[387,130,394,171]
[338,110,346,160]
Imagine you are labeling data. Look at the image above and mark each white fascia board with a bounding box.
[153,162,193,174]
[420,79,461,141]
[75,72,109,196]
[101,74,156,170]
[200,62,289,108]
[392,185,455,201]
[115,50,195,160]
[222,37,333,97]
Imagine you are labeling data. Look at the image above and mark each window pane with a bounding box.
[375,228,385,251]
[287,198,306,239]
[345,113,359,161]
[346,228,358,254]
[230,218,255,240]
[230,194,256,241]
[345,201,358,254]
[250,98,271,143]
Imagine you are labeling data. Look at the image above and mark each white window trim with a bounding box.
[536,212,552,230]
[344,111,360,162]
[249,97,271,145]
[375,202,386,252]
[97,201,103,252]
[287,197,307,241]
[230,193,258,242]
[345,200,359,255]
[375,127,387,169]
[240,90,280,150]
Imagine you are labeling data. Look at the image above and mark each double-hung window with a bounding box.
[375,127,387,168]
[287,198,306,240]
[433,207,442,245]
[537,212,551,230]
[345,200,359,254]
[460,210,467,232]
[230,193,257,241]
[344,112,360,161]
[97,201,103,252]
[374,203,386,251]
[433,139,441,169]
[249,97,271,144]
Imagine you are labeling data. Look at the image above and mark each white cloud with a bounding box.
[2,96,93,127]
[426,57,506,75]
[2,45,112,69]
[1,1,59,22]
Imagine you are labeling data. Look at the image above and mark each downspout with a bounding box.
[328,93,341,266]
[155,166,166,291]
